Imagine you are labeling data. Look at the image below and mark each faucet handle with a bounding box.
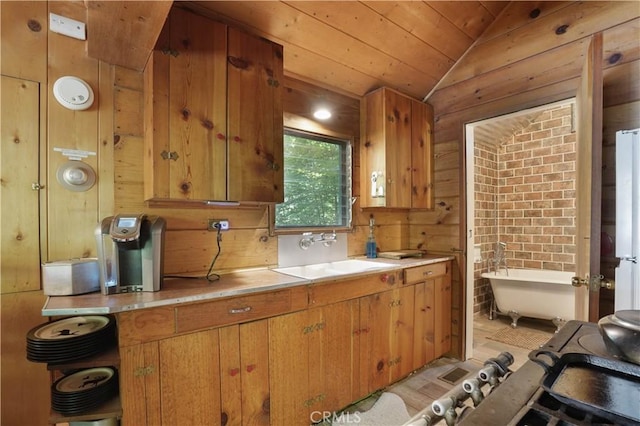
[321,230,337,247]
[299,232,314,250]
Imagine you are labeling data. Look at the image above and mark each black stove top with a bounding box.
[459,320,640,426]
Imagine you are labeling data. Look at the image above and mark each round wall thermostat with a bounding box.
[56,161,96,192]
[53,76,94,110]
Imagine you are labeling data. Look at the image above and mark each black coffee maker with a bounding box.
[95,214,165,294]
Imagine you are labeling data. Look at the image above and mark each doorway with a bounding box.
[464,99,577,359]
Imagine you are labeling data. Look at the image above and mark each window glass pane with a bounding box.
[276,129,351,229]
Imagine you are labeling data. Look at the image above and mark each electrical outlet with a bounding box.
[208,219,230,231]
[49,13,86,40]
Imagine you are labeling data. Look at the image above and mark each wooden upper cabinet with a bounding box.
[361,87,434,209]
[144,8,284,204]
[411,100,434,209]
[227,27,284,203]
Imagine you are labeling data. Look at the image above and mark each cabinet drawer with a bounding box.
[404,262,448,284]
[309,270,403,307]
[176,288,306,334]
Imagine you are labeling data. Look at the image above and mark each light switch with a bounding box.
[474,244,482,263]
[50,13,86,40]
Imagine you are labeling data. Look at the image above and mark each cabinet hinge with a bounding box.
[389,299,403,308]
[160,151,179,161]
[134,365,155,377]
[303,393,326,408]
[267,78,280,88]
[387,356,402,367]
[161,47,179,57]
[303,322,326,334]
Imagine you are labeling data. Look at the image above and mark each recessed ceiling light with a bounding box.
[313,108,332,120]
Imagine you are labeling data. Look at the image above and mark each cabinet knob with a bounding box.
[233,136,242,143]
[217,133,226,140]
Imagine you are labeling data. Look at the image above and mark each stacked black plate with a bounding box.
[26,315,116,364]
[51,367,118,415]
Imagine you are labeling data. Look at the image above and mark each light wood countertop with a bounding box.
[42,255,453,316]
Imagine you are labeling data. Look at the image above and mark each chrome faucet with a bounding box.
[491,241,508,275]
[299,230,337,250]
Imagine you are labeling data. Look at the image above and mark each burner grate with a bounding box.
[512,389,617,426]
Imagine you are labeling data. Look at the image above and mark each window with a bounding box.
[275,129,352,230]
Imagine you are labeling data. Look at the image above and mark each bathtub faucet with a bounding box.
[491,242,508,275]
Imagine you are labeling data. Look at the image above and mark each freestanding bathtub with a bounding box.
[481,268,576,330]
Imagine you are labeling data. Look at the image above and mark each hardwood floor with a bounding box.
[341,313,557,419]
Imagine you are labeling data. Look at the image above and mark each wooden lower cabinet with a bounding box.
[269,299,359,425]
[359,285,415,393]
[406,261,452,360]
[413,280,436,370]
[434,273,452,358]
[219,320,271,425]
[120,329,221,426]
[118,261,452,425]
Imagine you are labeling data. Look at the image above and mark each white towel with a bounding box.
[332,392,411,426]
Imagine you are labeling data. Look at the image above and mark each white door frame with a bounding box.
[464,124,475,360]
[463,100,576,360]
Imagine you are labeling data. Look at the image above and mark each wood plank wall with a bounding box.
[0,3,407,422]
[2,1,638,421]
[420,2,639,358]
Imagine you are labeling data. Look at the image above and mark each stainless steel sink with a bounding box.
[273,259,396,280]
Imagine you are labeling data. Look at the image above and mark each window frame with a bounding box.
[271,127,353,235]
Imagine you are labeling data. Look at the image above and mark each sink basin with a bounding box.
[273,259,396,280]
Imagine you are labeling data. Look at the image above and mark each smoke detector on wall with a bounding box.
[53,76,94,110]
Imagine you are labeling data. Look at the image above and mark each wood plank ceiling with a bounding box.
[84,1,637,144]
[185,1,509,101]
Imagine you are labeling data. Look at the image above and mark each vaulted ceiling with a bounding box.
[185,1,509,101]
[86,0,638,143]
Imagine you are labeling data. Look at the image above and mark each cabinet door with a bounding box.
[227,27,284,203]
[360,286,414,392]
[145,8,227,202]
[361,88,414,208]
[159,330,221,425]
[389,285,416,382]
[269,301,358,424]
[308,299,359,416]
[120,342,161,426]
[219,321,270,426]
[168,9,227,200]
[383,90,413,208]
[411,100,434,209]
[413,280,435,370]
[240,320,270,425]
[268,310,309,423]
[434,274,452,358]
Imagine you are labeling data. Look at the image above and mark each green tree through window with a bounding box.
[276,129,351,228]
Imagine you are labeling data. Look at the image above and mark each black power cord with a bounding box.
[164,223,222,283]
